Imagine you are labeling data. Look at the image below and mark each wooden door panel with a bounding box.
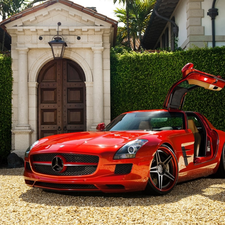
[66,126,85,133]
[38,59,86,139]
[62,60,86,134]
[67,62,84,82]
[67,109,84,124]
[41,130,58,138]
[40,62,57,82]
[67,88,83,103]
[41,89,57,103]
[38,60,62,138]
[41,109,57,125]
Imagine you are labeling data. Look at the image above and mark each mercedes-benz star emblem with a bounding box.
[52,156,64,172]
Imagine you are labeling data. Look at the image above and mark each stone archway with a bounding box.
[37,59,86,139]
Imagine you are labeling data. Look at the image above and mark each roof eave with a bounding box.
[142,0,180,50]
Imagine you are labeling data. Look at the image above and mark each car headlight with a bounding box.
[25,140,39,158]
[114,139,148,159]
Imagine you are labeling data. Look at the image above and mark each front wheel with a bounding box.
[145,145,178,195]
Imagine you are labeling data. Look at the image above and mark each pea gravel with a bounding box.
[1,168,225,224]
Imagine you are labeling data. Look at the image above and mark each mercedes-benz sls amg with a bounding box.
[24,63,225,195]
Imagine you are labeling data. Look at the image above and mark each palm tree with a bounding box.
[132,0,155,46]
[0,0,47,51]
[114,0,156,50]
[113,0,135,48]
[0,0,27,51]
[0,0,47,21]
[0,0,27,20]
[114,8,127,46]
[25,0,47,9]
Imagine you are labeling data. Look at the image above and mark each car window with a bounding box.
[151,116,184,131]
[187,115,202,129]
[106,111,185,131]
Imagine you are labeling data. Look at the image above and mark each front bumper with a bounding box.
[24,157,151,193]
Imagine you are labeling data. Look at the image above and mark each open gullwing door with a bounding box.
[163,63,225,110]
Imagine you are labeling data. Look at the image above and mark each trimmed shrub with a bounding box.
[0,55,12,165]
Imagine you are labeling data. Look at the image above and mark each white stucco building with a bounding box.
[0,0,117,156]
[142,0,225,50]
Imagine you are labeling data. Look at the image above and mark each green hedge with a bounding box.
[0,55,12,165]
[111,46,225,131]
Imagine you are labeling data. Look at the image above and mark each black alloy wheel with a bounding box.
[145,145,178,195]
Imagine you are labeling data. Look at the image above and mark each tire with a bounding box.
[215,144,225,178]
[145,145,179,195]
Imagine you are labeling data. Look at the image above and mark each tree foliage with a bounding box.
[114,0,156,50]
[0,0,46,20]
[0,0,27,20]
[113,0,135,48]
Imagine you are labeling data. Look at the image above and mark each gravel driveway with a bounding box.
[1,168,225,224]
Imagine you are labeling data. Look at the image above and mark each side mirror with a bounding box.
[96,123,105,131]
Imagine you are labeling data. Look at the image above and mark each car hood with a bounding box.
[31,131,156,154]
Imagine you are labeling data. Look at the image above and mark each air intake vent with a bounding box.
[114,164,132,175]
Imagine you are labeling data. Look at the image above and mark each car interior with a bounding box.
[186,113,207,158]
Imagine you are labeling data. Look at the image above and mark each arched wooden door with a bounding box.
[37,59,86,139]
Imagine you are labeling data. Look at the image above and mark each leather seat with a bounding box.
[188,119,201,157]
[139,121,151,130]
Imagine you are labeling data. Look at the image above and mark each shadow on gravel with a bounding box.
[19,178,225,207]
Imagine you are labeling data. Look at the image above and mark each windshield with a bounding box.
[106,111,185,131]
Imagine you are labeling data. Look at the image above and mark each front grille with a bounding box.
[32,153,99,163]
[115,164,133,175]
[33,164,97,176]
[35,182,97,190]
[31,153,99,176]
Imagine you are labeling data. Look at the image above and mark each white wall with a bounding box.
[202,0,225,35]
[173,0,188,48]
[202,0,225,47]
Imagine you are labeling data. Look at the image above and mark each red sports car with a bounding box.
[24,63,225,195]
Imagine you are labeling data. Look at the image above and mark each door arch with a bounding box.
[37,59,86,139]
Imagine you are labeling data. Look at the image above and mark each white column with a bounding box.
[12,48,32,155]
[91,47,104,127]
[85,81,93,130]
[16,48,30,128]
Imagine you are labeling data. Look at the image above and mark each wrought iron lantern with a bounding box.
[39,22,81,59]
[48,36,67,59]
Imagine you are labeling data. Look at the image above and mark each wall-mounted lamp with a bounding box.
[48,36,67,59]
[39,22,81,59]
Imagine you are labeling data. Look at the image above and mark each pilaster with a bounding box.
[12,47,32,154]
[85,81,94,130]
[186,0,205,48]
[91,47,104,129]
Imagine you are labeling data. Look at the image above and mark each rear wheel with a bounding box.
[216,144,225,178]
[145,145,178,195]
